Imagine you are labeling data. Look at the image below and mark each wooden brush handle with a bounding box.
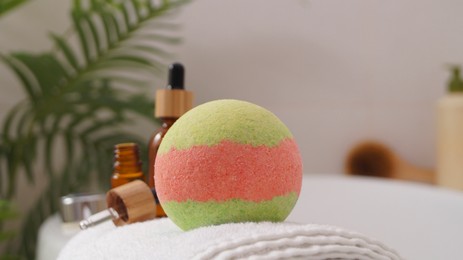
[345,141,435,184]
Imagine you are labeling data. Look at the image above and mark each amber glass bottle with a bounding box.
[148,118,176,217]
[111,143,144,188]
[148,118,176,187]
[148,63,193,217]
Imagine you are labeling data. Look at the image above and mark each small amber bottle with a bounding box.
[148,63,193,217]
[111,143,144,188]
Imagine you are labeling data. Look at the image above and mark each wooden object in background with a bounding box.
[345,141,435,184]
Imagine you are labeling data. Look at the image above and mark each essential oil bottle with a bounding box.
[111,143,144,188]
[148,62,193,217]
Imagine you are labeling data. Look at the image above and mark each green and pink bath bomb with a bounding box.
[154,99,303,230]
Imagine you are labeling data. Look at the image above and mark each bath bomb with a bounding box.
[155,99,303,230]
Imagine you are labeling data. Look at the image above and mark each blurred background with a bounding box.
[3,0,463,174]
[1,0,463,258]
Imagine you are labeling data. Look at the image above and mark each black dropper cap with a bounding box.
[167,63,185,90]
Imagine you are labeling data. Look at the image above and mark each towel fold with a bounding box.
[58,218,401,260]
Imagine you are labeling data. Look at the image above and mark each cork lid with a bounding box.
[106,180,157,226]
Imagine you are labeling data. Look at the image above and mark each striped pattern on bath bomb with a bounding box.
[155,99,303,231]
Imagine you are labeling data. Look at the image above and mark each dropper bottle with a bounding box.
[80,180,156,229]
[148,63,193,217]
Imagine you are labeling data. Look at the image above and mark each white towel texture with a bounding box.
[58,218,401,260]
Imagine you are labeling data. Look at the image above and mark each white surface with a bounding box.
[38,175,463,260]
[36,215,81,260]
[2,0,463,174]
[288,175,463,260]
[58,215,401,260]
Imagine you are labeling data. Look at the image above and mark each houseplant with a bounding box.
[0,0,189,258]
[0,0,29,16]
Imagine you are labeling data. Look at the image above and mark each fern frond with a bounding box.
[0,0,189,258]
[49,33,81,71]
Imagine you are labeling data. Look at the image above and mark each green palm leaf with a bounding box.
[0,0,189,258]
[0,0,29,17]
[0,200,18,259]
[49,33,81,71]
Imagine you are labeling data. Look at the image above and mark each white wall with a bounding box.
[2,0,463,176]
[176,0,463,173]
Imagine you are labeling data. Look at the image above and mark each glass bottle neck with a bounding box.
[113,143,142,174]
[160,117,178,128]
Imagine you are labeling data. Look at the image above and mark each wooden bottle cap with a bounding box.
[106,180,157,226]
[155,89,193,118]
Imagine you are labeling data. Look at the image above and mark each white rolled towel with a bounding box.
[58,218,401,260]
